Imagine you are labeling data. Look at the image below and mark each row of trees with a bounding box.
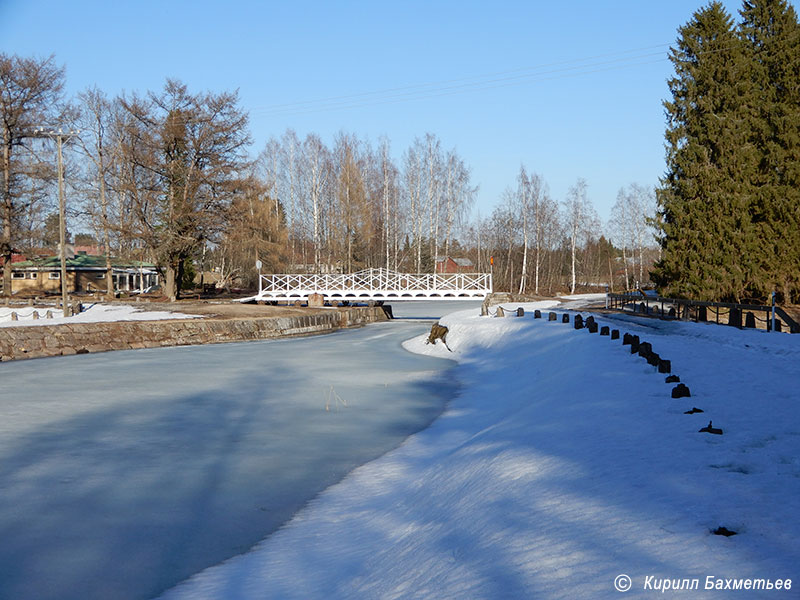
[252,129,475,281]
[2,52,660,300]
[654,0,800,303]
[464,170,657,296]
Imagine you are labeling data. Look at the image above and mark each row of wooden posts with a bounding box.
[497,306,725,438]
[6,310,56,321]
[495,305,735,535]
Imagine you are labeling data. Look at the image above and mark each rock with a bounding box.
[699,420,723,435]
[496,306,505,317]
[308,293,325,307]
[658,359,672,374]
[630,336,640,353]
[623,332,632,345]
[549,312,558,321]
[600,326,610,336]
[574,314,583,329]
[712,526,736,536]
[534,309,541,319]
[646,352,661,366]
[671,383,691,398]
[516,307,524,317]
[745,312,756,329]
[562,313,569,323]
[729,307,742,328]
[665,374,680,383]
[426,322,451,351]
[684,407,704,414]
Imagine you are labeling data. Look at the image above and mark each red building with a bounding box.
[435,256,475,273]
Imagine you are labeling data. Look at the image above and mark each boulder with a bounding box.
[671,383,691,398]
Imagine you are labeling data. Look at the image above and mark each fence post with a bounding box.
[771,291,776,333]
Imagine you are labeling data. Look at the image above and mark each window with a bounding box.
[12,272,25,279]
[48,272,60,280]
[28,272,38,279]
[96,272,106,279]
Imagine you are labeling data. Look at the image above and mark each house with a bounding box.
[435,256,475,274]
[9,253,159,295]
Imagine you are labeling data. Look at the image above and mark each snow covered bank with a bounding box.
[160,302,800,599]
[0,303,200,327]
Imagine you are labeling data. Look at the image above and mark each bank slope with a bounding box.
[159,302,800,599]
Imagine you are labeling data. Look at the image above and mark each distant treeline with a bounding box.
[3,52,666,300]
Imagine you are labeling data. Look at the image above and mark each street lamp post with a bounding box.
[34,128,80,317]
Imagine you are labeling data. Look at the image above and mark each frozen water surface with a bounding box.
[0,301,474,600]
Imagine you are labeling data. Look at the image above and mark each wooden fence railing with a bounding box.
[606,293,800,334]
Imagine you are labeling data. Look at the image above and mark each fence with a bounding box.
[606,293,800,333]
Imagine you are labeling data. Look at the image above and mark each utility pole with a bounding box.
[33,128,80,317]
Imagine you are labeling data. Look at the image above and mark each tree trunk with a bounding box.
[570,234,577,295]
[519,212,528,295]
[2,140,12,296]
[165,260,178,301]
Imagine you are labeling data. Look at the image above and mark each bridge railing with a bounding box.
[257,268,492,298]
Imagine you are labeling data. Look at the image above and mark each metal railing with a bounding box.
[256,268,493,301]
[606,293,800,333]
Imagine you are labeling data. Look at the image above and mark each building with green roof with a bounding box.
[9,253,159,295]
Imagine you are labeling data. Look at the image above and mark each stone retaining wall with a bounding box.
[0,307,389,362]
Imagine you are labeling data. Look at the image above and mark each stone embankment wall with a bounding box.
[0,307,388,362]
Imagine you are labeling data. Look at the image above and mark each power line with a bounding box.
[250,44,672,118]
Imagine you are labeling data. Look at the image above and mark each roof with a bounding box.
[435,256,474,267]
[11,254,156,270]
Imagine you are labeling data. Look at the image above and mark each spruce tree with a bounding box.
[653,2,755,301]
[739,0,800,302]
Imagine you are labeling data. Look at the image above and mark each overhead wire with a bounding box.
[249,43,673,118]
[249,37,749,118]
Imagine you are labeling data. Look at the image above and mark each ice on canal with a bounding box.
[0,302,473,600]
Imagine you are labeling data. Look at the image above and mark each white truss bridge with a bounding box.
[253,268,492,302]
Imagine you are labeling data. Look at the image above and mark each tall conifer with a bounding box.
[653,2,754,301]
[739,0,800,302]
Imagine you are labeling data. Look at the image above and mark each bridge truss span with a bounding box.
[255,268,492,302]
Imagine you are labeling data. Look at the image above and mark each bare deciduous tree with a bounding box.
[0,53,65,295]
[118,79,251,300]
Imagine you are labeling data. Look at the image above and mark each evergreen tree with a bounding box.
[653,2,757,301]
[739,0,800,302]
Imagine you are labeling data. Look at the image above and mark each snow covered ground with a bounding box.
[0,303,200,327]
[160,301,800,599]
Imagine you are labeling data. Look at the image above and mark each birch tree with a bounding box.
[75,87,115,296]
[562,178,599,294]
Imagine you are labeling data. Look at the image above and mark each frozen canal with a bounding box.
[0,301,477,600]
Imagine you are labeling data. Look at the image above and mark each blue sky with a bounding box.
[1,0,763,222]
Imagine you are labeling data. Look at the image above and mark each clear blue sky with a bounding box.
[1,0,762,222]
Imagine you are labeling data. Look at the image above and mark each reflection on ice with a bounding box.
[0,307,466,600]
